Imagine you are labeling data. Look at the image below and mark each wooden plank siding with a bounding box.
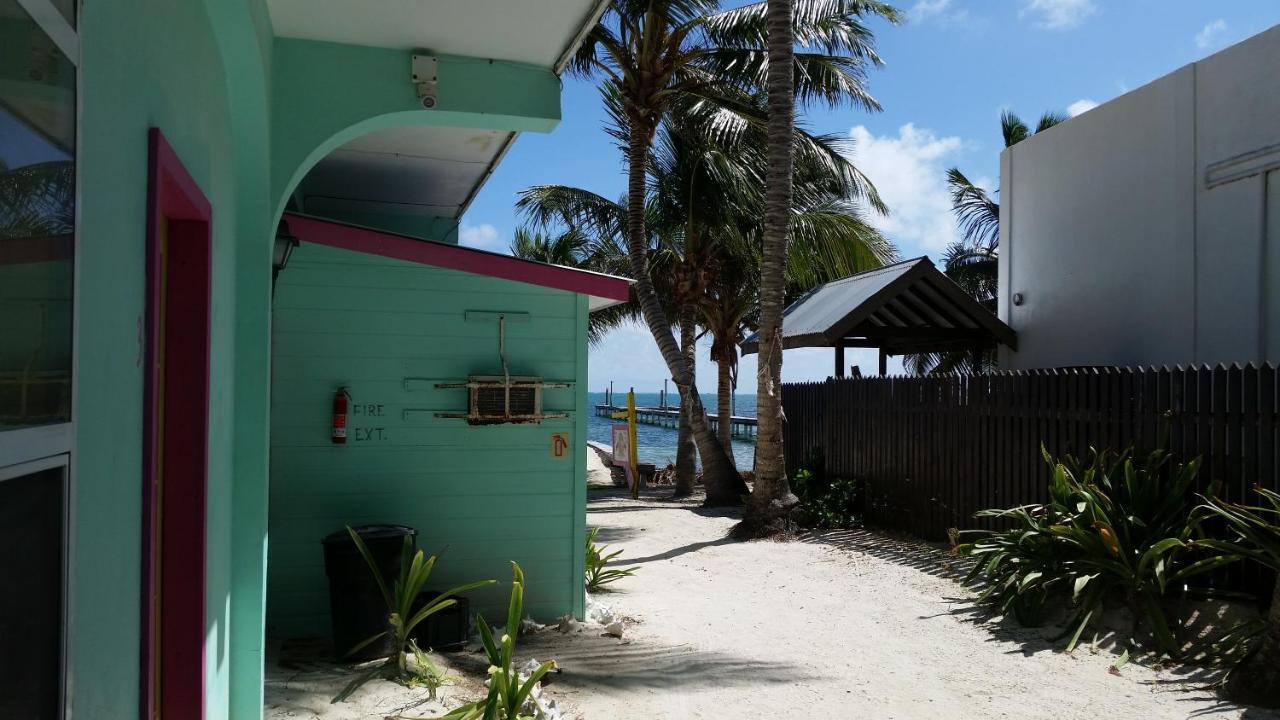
[267,243,588,638]
[783,366,1279,545]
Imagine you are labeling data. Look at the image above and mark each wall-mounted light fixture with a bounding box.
[272,219,299,292]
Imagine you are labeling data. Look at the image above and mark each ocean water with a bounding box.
[586,391,757,469]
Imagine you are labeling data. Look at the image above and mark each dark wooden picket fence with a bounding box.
[783,365,1278,543]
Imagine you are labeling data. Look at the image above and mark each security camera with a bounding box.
[412,54,438,110]
[416,83,438,109]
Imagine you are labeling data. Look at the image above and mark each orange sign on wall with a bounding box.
[550,432,570,459]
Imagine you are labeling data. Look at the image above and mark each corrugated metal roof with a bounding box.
[741,257,1016,354]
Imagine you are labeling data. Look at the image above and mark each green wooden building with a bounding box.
[0,1,625,718]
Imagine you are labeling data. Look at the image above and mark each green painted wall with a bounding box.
[68,2,571,717]
[268,242,588,638]
[76,1,267,718]
[75,0,280,717]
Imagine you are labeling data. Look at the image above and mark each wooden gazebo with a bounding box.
[740,257,1017,376]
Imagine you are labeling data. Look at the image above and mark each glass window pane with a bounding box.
[0,465,65,720]
[0,0,75,431]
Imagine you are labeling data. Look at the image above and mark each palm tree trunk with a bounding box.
[1222,577,1280,707]
[673,311,697,497]
[717,358,734,465]
[625,118,747,506]
[746,0,799,526]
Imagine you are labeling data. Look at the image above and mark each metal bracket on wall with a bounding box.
[464,310,530,323]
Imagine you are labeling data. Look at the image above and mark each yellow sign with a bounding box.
[550,432,571,459]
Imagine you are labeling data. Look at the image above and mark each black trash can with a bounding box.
[321,524,416,662]
[409,591,471,651]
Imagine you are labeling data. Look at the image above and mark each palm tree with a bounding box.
[515,182,706,495]
[568,0,900,505]
[508,226,590,266]
[907,110,1063,376]
[521,95,893,484]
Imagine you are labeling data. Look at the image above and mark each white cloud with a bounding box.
[910,0,950,20]
[909,0,971,25]
[1195,19,1229,50]
[1021,0,1096,30]
[1067,98,1099,117]
[458,222,502,251]
[844,123,968,255]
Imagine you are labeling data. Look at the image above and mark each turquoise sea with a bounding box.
[586,391,757,469]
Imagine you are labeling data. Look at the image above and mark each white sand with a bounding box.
[511,450,1278,720]
[264,450,1277,719]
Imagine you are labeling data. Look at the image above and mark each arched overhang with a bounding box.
[269,39,562,231]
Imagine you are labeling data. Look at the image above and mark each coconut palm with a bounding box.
[568,0,900,505]
[521,99,894,482]
[515,182,706,494]
[907,110,1063,376]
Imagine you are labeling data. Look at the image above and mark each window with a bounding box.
[0,2,76,718]
[0,0,75,432]
[0,459,67,720]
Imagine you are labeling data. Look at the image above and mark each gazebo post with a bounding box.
[835,342,845,378]
[878,348,888,376]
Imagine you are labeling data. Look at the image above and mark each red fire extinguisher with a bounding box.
[332,387,350,444]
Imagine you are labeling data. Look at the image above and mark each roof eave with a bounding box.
[283,212,632,304]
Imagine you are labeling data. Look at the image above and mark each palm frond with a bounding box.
[1035,111,1067,134]
[1000,110,1030,147]
[945,167,999,249]
[704,0,900,54]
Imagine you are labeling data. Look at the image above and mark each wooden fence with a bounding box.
[783,365,1278,544]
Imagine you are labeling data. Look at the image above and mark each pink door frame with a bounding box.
[141,128,212,720]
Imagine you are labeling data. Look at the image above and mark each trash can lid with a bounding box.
[322,524,417,544]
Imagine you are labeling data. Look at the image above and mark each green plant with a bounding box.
[585,527,638,592]
[334,527,495,702]
[958,447,1236,655]
[792,454,862,530]
[1194,486,1280,707]
[436,563,557,720]
[407,640,452,701]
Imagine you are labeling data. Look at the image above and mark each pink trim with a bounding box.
[283,212,631,303]
[142,128,212,720]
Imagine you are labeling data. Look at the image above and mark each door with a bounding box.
[141,129,212,720]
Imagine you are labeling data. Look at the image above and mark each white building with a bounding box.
[999,24,1280,370]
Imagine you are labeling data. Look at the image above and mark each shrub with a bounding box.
[957,447,1236,655]
[437,562,559,719]
[792,448,861,529]
[1194,486,1280,707]
[585,527,638,592]
[793,471,862,529]
[334,527,495,702]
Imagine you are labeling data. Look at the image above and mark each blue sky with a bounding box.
[460,0,1280,394]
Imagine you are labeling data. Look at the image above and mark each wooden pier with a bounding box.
[593,403,757,438]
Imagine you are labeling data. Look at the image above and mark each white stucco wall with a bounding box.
[1000,24,1280,370]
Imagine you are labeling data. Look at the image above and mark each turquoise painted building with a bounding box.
[0,1,624,719]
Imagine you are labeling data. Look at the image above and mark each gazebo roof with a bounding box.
[740,257,1016,356]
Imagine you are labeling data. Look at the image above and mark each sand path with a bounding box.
[522,450,1278,720]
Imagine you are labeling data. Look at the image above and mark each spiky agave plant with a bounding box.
[958,447,1237,654]
[1195,487,1280,707]
[436,563,558,720]
[334,527,495,702]
[585,527,639,592]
